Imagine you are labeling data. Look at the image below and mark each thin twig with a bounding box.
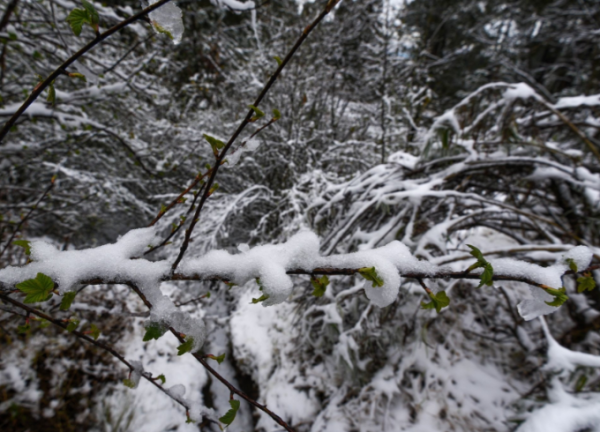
[0,0,174,143]
[171,0,340,271]
[0,292,191,413]
[0,176,55,259]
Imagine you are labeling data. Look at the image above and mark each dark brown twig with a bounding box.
[0,292,190,413]
[171,1,340,271]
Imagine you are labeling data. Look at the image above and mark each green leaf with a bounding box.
[66,8,89,36]
[152,21,174,40]
[17,324,30,334]
[203,134,225,156]
[16,273,55,304]
[544,287,569,307]
[81,0,99,30]
[219,399,240,426]
[577,276,596,293]
[479,263,494,288]
[248,104,265,120]
[575,374,587,393]
[66,318,80,332]
[207,353,226,364]
[311,275,329,297]
[358,267,384,288]
[251,294,269,304]
[466,244,486,265]
[47,82,56,105]
[438,128,450,149]
[143,322,168,342]
[68,72,87,82]
[60,291,77,311]
[122,379,136,388]
[272,108,281,120]
[566,258,578,273]
[12,240,31,256]
[156,374,166,384]
[273,56,283,66]
[421,290,450,313]
[38,319,50,329]
[177,336,194,355]
[89,323,100,340]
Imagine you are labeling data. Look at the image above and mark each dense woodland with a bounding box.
[1,0,600,431]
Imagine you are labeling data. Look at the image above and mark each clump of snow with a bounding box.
[181,231,320,305]
[504,82,538,102]
[0,227,168,293]
[553,94,600,110]
[516,320,600,432]
[212,0,256,11]
[561,246,593,272]
[128,360,144,389]
[149,0,184,45]
[227,138,261,166]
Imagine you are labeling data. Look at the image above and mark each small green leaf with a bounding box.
[438,128,450,149]
[81,0,99,31]
[272,108,281,120]
[251,294,269,304]
[68,72,87,82]
[209,183,219,195]
[89,323,100,340]
[577,276,596,293]
[420,290,450,313]
[466,244,486,265]
[152,21,174,40]
[177,336,194,356]
[8,32,17,41]
[47,82,56,105]
[16,273,55,303]
[207,353,226,364]
[358,267,384,288]
[479,263,494,288]
[575,374,588,393]
[143,322,168,342]
[12,240,31,256]
[122,379,136,388]
[566,258,578,273]
[273,56,283,66]
[17,324,30,334]
[66,318,80,332]
[311,275,329,297]
[219,399,240,426]
[203,134,225,156]
[39,319,50,329]
[248,104,265,120]
[60,291,77,311]
[66,8,89,36]
[156,374,166,384]
[544,287,569,307]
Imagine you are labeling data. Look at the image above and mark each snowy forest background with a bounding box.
[2,0,600,431]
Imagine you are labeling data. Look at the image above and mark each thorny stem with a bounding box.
[171,2,338,271]
[0,0,175,143]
